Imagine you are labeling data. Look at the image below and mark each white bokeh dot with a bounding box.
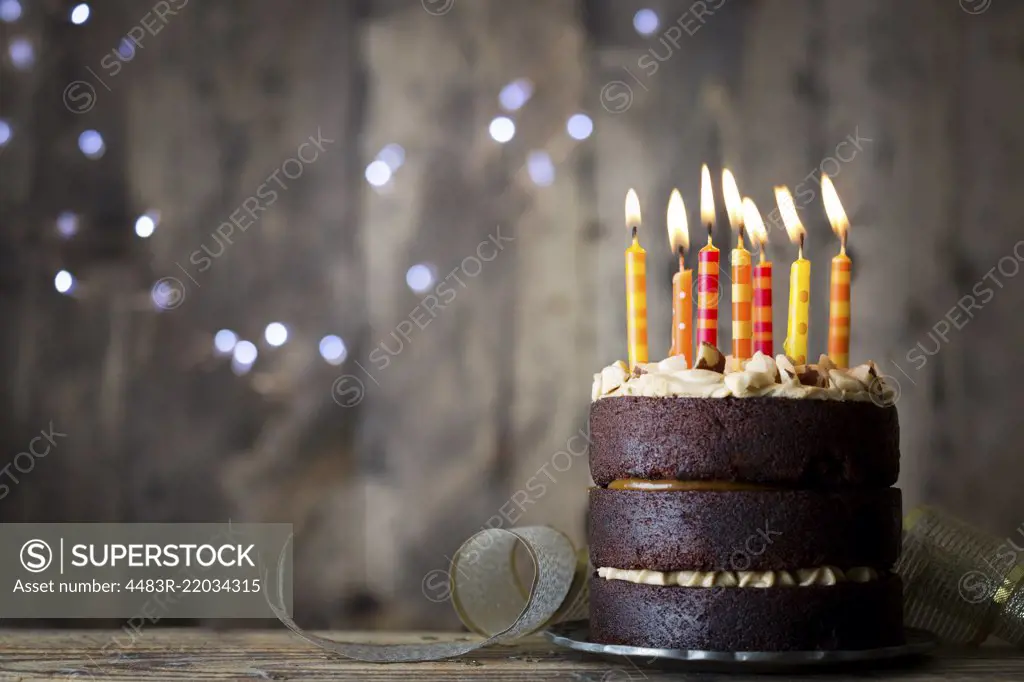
[54,270,75,294]
[527,151,555,187]
[134,213,157,238]
[0,0,22,23]
[499,78,533,112]
[57,212,79,237]
[567,113,594,141]
[0,119,10,146]
[376,144,405,171]
[233,340,258,365]
[633,9,659,36]
[264,322,289,347]
[488,116,516,144]
[8,36,33,69]
[70,3,90,24]
[365,160,392,187]
[214,329,238,355]
[405,263,436,293]
[78,130,105,159]
[319,335,348,365]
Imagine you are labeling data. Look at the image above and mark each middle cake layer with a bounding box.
[589,488,902,571]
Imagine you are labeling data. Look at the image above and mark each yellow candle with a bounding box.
[775,185,810,364]
[723,169,751,364]
[667,189,692,366]
[625,189,648,368]
[822,174,851,368]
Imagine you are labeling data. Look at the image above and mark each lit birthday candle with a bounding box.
[723,169,751,364]
[822,174,851,368]
[697,165,720,348]
[743,197,773,357]
[775,185,810,364]
[667,189,692,365]
[625,189,648,369]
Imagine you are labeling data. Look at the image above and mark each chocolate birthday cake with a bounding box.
[588,344,903,651]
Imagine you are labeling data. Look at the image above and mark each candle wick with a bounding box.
[706,223,713,246]
[799,233,805,260]
[678,247,686,271]
[759,244,767,264]
[631,225,638,241]
[738,226,746,249]
[840,233,847,256]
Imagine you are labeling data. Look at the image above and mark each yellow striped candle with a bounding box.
[743,198,773,357]
[697,165,719,348]
[723,169,751,363]
[775,186,810,364]
[822,174,851,367]
[625,189,648,368]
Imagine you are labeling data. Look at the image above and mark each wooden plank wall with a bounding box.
[1,0,1022,630]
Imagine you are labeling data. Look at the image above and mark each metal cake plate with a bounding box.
[543,621,938,672]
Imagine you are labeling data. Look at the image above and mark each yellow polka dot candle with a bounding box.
[822,174,851,368]
[775,185,810,364]
[667,189,692,366]
[624,189,648,369]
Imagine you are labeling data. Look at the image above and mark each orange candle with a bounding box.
[723,169,751,364]
[667,190,692,365]
[696,165,719,349]
[743,198,773,357]
[822,174,851,368]
[625,189,648,368]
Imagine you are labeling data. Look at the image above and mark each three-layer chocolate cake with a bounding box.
[588,345,903,651]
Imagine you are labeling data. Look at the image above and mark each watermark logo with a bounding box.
[422,0,455,16]
[600,81,635,115]
[331,375,366,409]
[150,277,186,311]
[20,539,52,573]
[960,0,992,14]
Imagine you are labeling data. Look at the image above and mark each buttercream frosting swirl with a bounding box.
[592,351,893,403]
[597,565,880,588]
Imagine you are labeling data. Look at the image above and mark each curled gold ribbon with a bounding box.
[266,526,587,662]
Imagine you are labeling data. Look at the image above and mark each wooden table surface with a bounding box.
[0,630,1021,681]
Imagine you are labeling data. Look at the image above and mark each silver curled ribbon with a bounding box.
[266,526,589,662]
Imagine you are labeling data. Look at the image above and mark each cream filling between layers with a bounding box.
[597,566,880,588]
[592,352,894,402]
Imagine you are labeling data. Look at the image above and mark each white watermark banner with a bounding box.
[0,523,292,618]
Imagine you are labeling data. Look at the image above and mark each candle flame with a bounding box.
[742,197,768,247]
[667,189,689,254]
[625,188,642,232]
[700,164,715,230]
[774,185,806,246]
[821,173,849,248]
[722,168,744,231]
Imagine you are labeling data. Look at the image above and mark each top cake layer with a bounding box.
[589,350,900,488]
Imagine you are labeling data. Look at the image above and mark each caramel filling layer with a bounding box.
[597,566,881,588]
[607,479,777,491]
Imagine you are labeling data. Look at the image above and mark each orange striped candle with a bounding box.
[667,190,692,365]
[822,174,851,367]
[697,165,719,348]
[625,189,648,368]
[743,198,773,357]
[723,169,751,363]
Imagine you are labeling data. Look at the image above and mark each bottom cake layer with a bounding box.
[590,573,904,651]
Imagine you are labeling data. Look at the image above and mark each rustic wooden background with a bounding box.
[1,0,1022,630]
